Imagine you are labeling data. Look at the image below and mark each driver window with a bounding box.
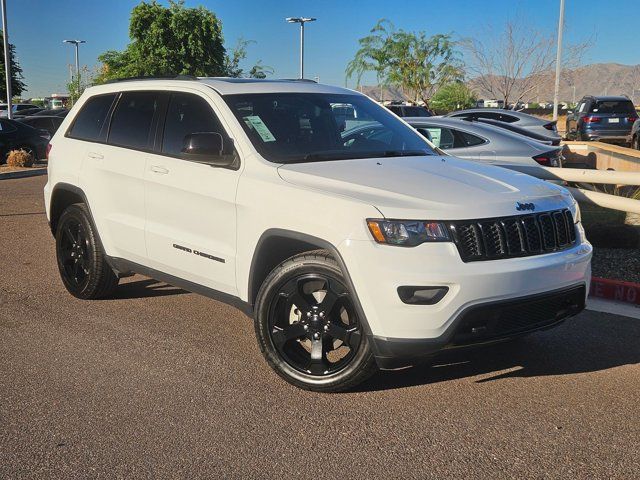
[162,93,229,156]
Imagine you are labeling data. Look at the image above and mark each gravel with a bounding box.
[591,247,640,283]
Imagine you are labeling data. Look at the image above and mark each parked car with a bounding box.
[0,118,49,162]
[344,116,563,167]
[566,96,638,144]
[45,77,590,392]
[17,115,65,136]
[444,108,560,140]
[630,118,640,150]
[385,103,432,117]
[32,108,70,118]
[466,117,561,146]
[0,103,40,117]
[13,107,45,118]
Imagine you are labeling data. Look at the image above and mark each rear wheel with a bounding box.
[254,251,377,392]
[55,204,118,299]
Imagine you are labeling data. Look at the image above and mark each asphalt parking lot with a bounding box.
[1,175,639,478]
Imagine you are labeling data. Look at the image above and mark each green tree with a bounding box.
[429,82,476,112]
[0,31,26,101]
[95,0,226,83]
[346,19,464,106]
[224,38,273,79]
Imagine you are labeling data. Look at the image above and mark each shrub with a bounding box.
[6,149,34,168]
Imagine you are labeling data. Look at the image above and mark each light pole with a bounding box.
[1,0,12,118]
[285,17,316,79]
[63,39,86,100]
[552,0,565,121]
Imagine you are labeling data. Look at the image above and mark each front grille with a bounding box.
[448,209,577,262]
[451,285,586,346]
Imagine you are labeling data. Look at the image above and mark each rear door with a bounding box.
[75,91,162,264]
[143,90,241,295]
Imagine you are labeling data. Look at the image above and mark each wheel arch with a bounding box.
[247,229,373,336]
[49,183,91,235]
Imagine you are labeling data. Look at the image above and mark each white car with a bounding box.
[44,77,592,392]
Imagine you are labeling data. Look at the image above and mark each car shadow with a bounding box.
[109,278,187,300]
[354,313,640,393]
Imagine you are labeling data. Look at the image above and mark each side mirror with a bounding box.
[181,132,235,168]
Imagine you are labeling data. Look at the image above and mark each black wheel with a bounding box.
[633,135,640,151]
[55,203,119,299]
[254,251,377,392]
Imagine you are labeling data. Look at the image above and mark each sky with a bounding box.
[7,0,640,98]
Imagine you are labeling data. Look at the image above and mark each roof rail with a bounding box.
[104,74,198,84]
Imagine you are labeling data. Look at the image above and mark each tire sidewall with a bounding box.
[55,204,103,299]
[254,254,375,391]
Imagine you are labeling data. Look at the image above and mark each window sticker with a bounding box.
[243,115,276,142]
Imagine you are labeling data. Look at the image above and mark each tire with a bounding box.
[633,135,640,151]
[254,250,377,392]
[55,203,119,299]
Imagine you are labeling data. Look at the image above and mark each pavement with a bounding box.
[1,176,639,479]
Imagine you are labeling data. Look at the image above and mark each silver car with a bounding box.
[404,117,563,167]
[443,108,561,141]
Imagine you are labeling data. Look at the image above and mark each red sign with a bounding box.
[590,277,640,305]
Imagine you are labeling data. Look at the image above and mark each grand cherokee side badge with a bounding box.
[516,202,536,211]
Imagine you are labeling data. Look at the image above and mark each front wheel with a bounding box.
[254,251,377,392]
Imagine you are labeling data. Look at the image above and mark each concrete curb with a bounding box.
[0,168,47,180]
[589,276,640,305]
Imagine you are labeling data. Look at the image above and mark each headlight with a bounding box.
[367,219,450,246]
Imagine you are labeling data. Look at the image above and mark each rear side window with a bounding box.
[457,130,486,147]
[590,100,635,114]
[108,91,161,150]
[67,94,116,141]
[161,93,226,156]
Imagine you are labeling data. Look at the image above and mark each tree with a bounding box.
[0,31,26,101]
[95,0,226,83]
[430,82,476,112]
[346,19,464,106]
[224,38,273,79]
[462,20,590,107]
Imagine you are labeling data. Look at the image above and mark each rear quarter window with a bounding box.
[67,94,117,142]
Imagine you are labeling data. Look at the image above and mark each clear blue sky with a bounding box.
[7,0,639,98]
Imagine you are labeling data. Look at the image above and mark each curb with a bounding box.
[589,276,640,305]
[0,168,47,180]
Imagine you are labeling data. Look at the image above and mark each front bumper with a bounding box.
[339,230,592,367]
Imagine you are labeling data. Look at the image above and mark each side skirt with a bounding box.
[106,256,253,316]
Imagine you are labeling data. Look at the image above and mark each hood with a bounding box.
[277,155,573,219]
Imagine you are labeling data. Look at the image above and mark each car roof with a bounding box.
[586,95,631,102]
[85,77,358,97]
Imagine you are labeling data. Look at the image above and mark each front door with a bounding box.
[144,91,241,296]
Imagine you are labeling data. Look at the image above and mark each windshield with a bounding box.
[224,93,435,163]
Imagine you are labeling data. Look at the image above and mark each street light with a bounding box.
[552,0,565,121]
[63,39,86,99]
[1,0,12,118]
[285,17,316,79]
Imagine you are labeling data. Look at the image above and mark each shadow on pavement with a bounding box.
[109,278,187,300]
[355,313,640,392]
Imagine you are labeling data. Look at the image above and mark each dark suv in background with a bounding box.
[566,95,638,144]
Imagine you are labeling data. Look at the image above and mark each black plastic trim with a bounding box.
[372,283,586,369]
[107,256,253,316]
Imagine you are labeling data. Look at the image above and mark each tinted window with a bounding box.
[108,92,161,150]
[162,93,225,156]
[225,93,434,163]
[0,119,17,133]
[590,100,635,114]
[67,94,116,141]
[402,106,431,117]
[417,127,456,149]
[457,131,485,147]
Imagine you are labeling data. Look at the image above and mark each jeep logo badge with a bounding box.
[516,202,536,212]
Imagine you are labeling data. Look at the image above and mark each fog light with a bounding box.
[397,286,449,305]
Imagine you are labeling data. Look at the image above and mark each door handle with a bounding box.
[88,152,104,160]
[150,165,169,174]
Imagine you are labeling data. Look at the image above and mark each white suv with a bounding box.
[44,77,592,392]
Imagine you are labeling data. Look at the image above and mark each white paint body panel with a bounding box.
[45,78,592,344]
